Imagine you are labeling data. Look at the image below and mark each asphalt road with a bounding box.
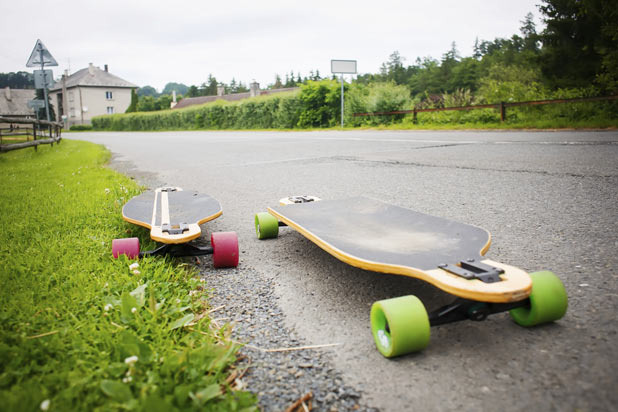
[75,130,617,411]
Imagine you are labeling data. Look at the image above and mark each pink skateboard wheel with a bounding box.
[211,231,239,268]
[112,237,140,259]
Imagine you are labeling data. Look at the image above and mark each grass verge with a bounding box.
[0,140,256,411]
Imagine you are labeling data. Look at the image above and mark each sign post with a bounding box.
[26,39,58,122]
[331,60,357,128]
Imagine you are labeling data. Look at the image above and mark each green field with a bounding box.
[0,141,256,411]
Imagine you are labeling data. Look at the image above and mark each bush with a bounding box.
[297,80,341,128]
[345,82,411,126]
[69,124,93,131]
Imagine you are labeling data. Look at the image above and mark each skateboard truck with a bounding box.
[288,196,317,204]
[428,298,529,326]
[162,223,190,235]
[438,259,504,283]
[139,243,213,258]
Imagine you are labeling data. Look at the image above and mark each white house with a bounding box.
[49,63,137,127]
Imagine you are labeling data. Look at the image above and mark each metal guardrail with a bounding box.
[353,95,618,122]
[0,116,63,153]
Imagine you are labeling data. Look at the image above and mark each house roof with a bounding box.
[0,88,36,117]
[49,64,137,91]
[173,87,299,110]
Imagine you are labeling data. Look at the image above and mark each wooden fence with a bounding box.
[353,95,618,122]
[0,116,63,153]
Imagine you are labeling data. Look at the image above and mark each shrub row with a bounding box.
[92,80,342,131]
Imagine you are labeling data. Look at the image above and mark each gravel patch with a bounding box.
[197,260,378,412]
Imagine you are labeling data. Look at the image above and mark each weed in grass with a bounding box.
[0,141,256,411]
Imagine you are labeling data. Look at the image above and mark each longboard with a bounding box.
[112,187,238,267]
[255,196,568,357]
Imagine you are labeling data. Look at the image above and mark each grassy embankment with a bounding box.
[0,140,256,411]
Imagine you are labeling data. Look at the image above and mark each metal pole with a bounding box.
[340,74,344,128]
[39,45,51,122]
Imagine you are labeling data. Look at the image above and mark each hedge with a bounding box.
[92,80,343,131]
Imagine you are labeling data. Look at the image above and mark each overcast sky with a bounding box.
[1,0,544,92]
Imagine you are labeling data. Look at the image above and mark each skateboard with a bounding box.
[255,196,567,357]
[112,187,239,268]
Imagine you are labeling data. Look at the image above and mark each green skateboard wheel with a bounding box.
[371,295,430,358]
[510,271,568,327]
[255,212,279,239]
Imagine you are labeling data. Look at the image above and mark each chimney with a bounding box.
[104,64,108,72]
[4,87,11,101]
[249,81,260,97]
[217,85,225,96]
[88,63,95,75]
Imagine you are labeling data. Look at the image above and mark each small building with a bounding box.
[49,63,137,127]
[0,87,36,119]
[172,82,299,110]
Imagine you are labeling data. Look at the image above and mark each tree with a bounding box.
[137,86,158,97]
[156,94,173,110]
[0,71,34,88]
[520,12,539,52]
[271,74,283,89]
[162,82,188,96]
[136,96,157,111]
[235,81,249,93]
[185,85,199,98]
[199,74,218,96]
[408,57,442,96]
[473,38,483,60]
[538,0,616,90]
[125,89,138,113]
[35,89,55,121]
[382,51,409,85]
[439,42,461,92]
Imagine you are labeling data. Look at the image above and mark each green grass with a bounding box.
[0,141,256,411]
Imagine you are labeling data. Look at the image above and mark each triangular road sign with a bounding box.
[26,39,58,67]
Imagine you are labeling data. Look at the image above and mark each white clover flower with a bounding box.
[105,188,110,194]
[129,263,139,270]
[104,304,113,312]
[131,307,137,314]
[40,400,50,411]
[124,355,138,365]
[132,270,140,275]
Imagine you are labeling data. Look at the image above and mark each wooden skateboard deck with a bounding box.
[266,196,531,303]
[122,187,222,244]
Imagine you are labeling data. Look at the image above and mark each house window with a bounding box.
[105,91,113,100]
[107,106,114,114]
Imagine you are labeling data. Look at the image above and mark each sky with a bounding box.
[1,0,545,92]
